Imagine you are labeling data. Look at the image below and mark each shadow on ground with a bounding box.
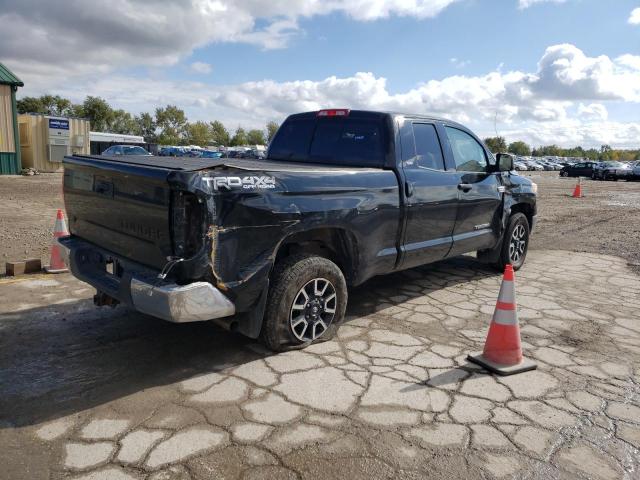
[0,255,499,429]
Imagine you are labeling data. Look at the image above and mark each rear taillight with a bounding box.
[317,109,350,117]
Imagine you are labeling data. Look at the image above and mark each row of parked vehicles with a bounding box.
[559,160,640,181]
[158,146,266,159]
[513,157,566,171]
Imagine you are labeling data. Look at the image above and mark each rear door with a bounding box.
[443,126,502,256]
[399,120,459,269]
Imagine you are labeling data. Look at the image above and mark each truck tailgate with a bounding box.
[63,156,177,270]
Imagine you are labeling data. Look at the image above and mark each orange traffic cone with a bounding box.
[467,264,536,375]
[572,178,582,198]
[45,209,69,273]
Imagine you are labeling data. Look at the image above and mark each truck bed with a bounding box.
[68,154,385,173]
[69,154,227,171]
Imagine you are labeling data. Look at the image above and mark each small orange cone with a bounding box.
[572,178,582,198]
[467,264,536,375]
[45,209,69,273]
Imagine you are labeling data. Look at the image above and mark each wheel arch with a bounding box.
[273,227,359,285]
[509,202,535,229]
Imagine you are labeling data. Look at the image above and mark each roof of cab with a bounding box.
[287,109,467,129]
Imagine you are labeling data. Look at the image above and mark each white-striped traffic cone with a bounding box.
[467,264,536,375]
[45,209,69,273]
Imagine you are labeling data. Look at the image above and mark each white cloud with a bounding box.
[577,103,608,121]
[25,43,639,148]
[0,0,459,84]
[518,0,566,9]
[189,62,213,75]
[629,7,640,25]
[449,58,470,69]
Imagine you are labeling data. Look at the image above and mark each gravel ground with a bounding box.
[1,171,638,275]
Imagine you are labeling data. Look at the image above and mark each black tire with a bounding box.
[561,171,569,177]
[492,213,530,272]
[260,254,347,352]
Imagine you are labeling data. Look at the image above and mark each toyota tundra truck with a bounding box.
[59,109,537,351]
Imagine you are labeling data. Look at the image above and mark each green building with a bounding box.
[0,63,24,174]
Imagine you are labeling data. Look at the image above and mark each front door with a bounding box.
[400,121,459,269]
[443,126,503,257]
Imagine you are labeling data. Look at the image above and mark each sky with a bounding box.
[1,0,639,148]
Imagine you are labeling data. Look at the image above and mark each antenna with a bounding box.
[494,110,500,138]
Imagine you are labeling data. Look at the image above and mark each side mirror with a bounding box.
[496,153,514,172]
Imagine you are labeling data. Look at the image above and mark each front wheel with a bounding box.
[492,213,530,271]
[561,171,569,177]
[261,255,347,352]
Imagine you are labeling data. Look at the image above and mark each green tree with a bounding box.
[134,113,156,141]
[534,145,562,157]
[266,121,279,143]
[210,120,230,146]
[17,96,46,114]
[186,121,212,146]
[246,129,266,145]
[230,127,248,146]
[109,109,138,135]
[507,141,531,156]
[483,136,507,153]
[83,96,113,131]
[155,105,188,145]
[17,95,73,116]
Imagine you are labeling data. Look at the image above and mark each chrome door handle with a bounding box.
[457,183,472,192]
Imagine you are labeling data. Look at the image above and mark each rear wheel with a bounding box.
[561,171,569,177]
[492,213,530,272]
[261,254,347,352]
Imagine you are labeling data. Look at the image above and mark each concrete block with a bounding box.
[6,259,42,276]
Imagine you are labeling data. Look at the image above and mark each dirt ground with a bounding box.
[1,171,639,275]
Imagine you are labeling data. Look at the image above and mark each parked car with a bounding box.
[199,150,223,159]
[102,145,151,156]
[559,161,598,177]
[592,162,608,180]
[525,162,543,171]
[602,162,633,181]
[514,161,528,171]
[59,109,537,351]
[631,161,640,180]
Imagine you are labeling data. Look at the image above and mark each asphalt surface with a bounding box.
[1,250,639,479]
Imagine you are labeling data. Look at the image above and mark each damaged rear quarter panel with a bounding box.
[170,165,401,312]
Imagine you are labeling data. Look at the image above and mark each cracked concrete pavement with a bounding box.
[0,250,639,479]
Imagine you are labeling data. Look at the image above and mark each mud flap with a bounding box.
[235,281,269,339]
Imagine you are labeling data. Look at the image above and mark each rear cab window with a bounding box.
[401,122,446,171]
[268,111,388,167]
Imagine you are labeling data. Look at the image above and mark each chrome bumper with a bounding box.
[57,236,235,323]
[130,279,235,323]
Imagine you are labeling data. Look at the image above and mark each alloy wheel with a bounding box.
[289,278,337,342]
[509,224,527,264]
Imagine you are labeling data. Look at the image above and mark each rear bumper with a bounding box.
[57,235,235,323]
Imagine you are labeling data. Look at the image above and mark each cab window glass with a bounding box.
[407,123,445,170]
[445,126,487,172]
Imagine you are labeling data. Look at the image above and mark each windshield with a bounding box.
[268,112,387,167]
[123,146,148,155]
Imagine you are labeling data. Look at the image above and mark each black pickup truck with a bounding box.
[59,109,537,351]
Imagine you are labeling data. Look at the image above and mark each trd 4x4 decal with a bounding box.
[203,176,276,191]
